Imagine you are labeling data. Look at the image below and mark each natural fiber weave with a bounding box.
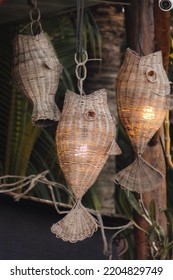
[115,48,170,193]
[51,89,121,242]
[12,32,62,127]
[51,200,98,243]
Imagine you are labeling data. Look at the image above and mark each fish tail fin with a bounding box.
[32,102,60,126]
[115,155,163,192]
[51,200,98,242]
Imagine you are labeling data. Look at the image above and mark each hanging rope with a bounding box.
[27,0,37,8]
[20,0,42,35]
[75,51,87,96]
[76,0,84,55]
[75,0,87,95]
[29,0,42,35]
[75,0,101,95]
[138,0,144,56]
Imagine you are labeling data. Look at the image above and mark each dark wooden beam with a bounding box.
[0,0,6,4]
[125,0,170,259]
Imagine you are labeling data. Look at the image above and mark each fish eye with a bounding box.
[148,70,155,76]
[84,109,97,121]
[146,68,157,83]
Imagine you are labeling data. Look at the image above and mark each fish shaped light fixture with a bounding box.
[115,48,170,193]
[12,32,62,127]
[51,89,121,242]
[51,0,121,242]
[12,2,62,127]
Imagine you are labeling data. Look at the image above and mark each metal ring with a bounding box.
[30,7,41,22]
[75,63,87,81]
[74,51,88,64]
[30,21,42,36]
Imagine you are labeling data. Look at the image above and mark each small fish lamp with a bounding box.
[12,0,62,127]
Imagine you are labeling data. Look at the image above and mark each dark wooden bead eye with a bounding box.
[146,68,157,83]
[84,109,96,121]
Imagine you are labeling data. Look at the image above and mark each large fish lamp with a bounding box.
[114,48,170,193]
[51,89,121,242]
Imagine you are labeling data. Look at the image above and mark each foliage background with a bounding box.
[1,3,173,260]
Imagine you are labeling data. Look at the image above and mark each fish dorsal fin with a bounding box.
[44,58,53,69]
[108,140,121,156]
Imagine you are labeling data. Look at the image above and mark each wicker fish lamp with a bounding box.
[12,1,62,127]
[51,87,121,242]
[115,48,170,193]
[51,0,121,241]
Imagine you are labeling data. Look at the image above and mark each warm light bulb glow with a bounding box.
[143,106,155,120]
[74,145,88,157]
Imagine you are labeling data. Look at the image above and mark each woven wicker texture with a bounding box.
[51,88,121,242]
[115,48,170,193]
[51,201,98,243]
[12,32,62,127]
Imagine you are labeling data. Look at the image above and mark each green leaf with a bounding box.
[125,190,143,216]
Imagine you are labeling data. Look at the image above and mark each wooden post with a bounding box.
[125,0,170,259]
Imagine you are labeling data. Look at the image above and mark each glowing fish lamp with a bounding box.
[51,89,121,242]
[115,48,170,193]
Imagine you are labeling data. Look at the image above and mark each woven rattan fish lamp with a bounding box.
[115,48,170,193]
[12,1,62,127]
[51,0,121,242]
[51,87,121,242]
[51,90,121,242]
